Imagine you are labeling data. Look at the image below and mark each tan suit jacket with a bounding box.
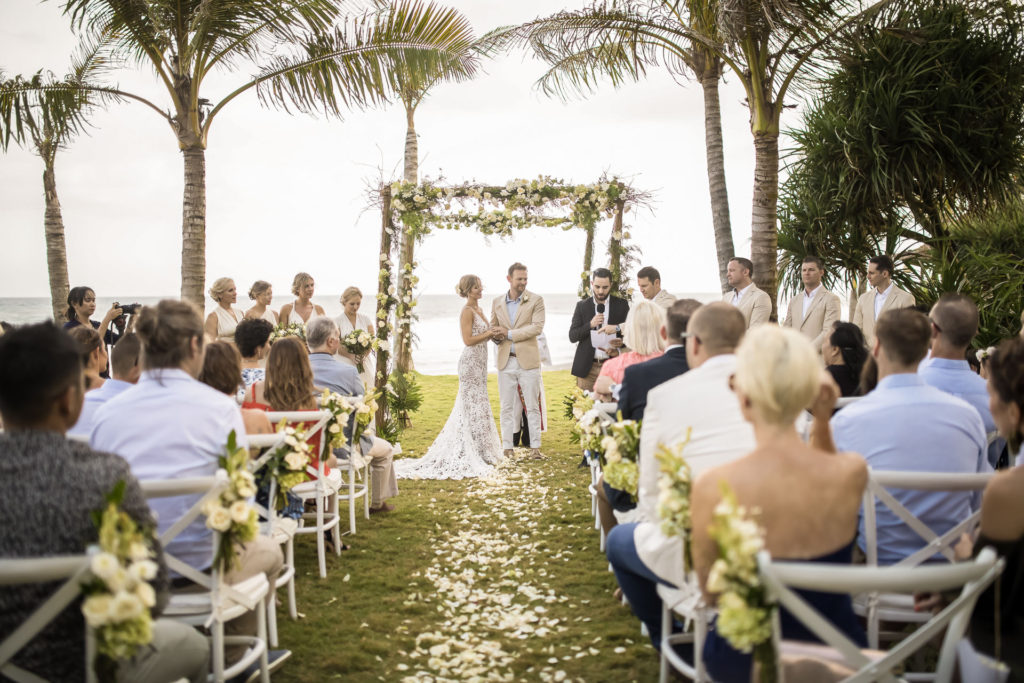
[782,287,841,350]
[723,283,771,328]
[852,285,915,347]
[491,291,545,370]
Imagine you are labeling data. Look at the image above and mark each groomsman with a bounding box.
[782,255,841,351]
[569,268,629,391]
[635,266,676,309]
[722,256,771,328]
[852,254,915,348]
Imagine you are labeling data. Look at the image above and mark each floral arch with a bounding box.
[372,175,650,430]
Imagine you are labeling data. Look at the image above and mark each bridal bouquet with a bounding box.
[600,417,641,499]
[706,482,777,682]
[268,321,306,344]
[81,480,158,676]
[655,428,694,569]
[205,431,260,572]
[258,422,313,509]
[341,328,378,372]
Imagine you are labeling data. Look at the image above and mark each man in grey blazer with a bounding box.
[782,255,841,352]
[852,255,915,347]
[722,256,771,328]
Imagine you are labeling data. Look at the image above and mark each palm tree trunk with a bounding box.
[700,71,734,295]
[750,133,780,319]
[180,146,207,307]
[41,153,70,322]
[395,104,418,374]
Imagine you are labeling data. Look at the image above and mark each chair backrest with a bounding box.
[759,547,1003,683]
[862,469,994,568]
[0,555,97,683]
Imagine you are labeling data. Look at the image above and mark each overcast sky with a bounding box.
[0,1,799,303]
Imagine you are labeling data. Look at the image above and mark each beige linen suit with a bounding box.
[491,291,546,448]
[852,285,916,347]
[782,288,841,350]
[723,284,772,328]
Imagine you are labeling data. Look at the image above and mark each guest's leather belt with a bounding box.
[508,352,516,357]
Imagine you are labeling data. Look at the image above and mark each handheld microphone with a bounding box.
[596,303,605,314]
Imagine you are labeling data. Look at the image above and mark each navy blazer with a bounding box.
[568,296,630,379]
[617,346,690,421]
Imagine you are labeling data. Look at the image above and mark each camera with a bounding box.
[115,302,142,315]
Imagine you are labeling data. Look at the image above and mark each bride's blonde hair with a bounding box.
[456,275,480,298]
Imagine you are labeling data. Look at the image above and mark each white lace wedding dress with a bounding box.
[395,310,503,479]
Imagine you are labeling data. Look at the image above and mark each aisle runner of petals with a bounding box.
[393,459,602,682]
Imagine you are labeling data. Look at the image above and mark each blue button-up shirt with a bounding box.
[919,356,1003,466]
[68,378,134,438]
[505,292,521,355]
[831,373,990,565]
[91,369,247,572]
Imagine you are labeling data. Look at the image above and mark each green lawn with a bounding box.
[275,370,659,682]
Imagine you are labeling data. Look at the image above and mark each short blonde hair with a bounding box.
[622,300,666,356]
[456,274,480,298]
[291,272,313,296]
[734,326,819,425]
[208,277,234,303]
[341,286,362,304]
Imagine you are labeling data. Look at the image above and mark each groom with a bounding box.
[491,262,546,459]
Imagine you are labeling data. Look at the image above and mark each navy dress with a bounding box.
[703,539,867,683]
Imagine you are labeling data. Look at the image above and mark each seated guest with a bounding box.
[63,285,130,345]
[306,316,399,514]
[235,317,274,390]
[67,325,107,390]
[829,308,990,565]
[203,277,244,344]
[919,293,1002,465]
[245,280,278,324]
[0,322,209,683]
[200,340,272,437]
[606,302,755,646]
[69,332,141,437]
[822,321,868,397]
[596,299,700,539]
[966,347,982,375]
[690,326,868,682]
[91,301,288,674]
[593,300,667,400]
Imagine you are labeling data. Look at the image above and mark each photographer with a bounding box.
[63,286,138,345]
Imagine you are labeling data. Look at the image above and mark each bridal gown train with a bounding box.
[395,311,503,479]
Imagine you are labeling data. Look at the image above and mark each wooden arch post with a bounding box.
[374,186,394,428]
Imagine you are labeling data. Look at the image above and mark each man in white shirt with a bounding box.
[636,265,677,310]
[782,256,841,351]
[68,333,142,437]
[852,254,915,347]
[606,302,755,647]
[722,256,771,328]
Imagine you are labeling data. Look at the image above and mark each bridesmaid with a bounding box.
[335,286,375,387]
[203,277,244,344]
[245,280,279,324]
[279,272,325,325]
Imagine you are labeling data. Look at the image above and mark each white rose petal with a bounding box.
[230,500,251,524]
[111,591,144,622]
[128,559,158,582]
[206,506,232,532]
[82,595,112,627]
[135,581,157,608]
[90,552,120,582]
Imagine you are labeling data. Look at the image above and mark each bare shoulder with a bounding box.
[834,450,869,485]
[315,305,325,315]
[460,306,473,320]
[982,467,1024,539]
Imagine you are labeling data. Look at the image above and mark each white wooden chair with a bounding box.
[758,547,1004,682]
[141,472,270,683]
[858,469,994,650]
[337,426,371,537]
[0,555,98,683]
[657,579,715,683]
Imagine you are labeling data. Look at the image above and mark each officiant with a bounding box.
[569,268,630,391]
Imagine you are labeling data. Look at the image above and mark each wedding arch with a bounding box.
[371,175,651,429]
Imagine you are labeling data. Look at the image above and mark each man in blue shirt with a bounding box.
[68,333,142,437]
[830,308,990,565]
[919,293,1003,466]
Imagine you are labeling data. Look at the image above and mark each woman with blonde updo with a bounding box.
[688,326,868,682]
[593,300,667,400]
[244,280,278,324]
[279,272,325,325]
[335,286,375,387]
[203,277,244,344]
[395,274,503,480]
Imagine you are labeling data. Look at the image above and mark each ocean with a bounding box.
[0,292,721,375]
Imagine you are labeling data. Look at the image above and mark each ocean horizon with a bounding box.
[1,291,722,375]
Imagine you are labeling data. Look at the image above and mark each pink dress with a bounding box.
[598,350,664,385]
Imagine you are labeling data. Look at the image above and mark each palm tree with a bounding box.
[493,0,891,314]
[0,37,117,321]
[2,0,478,307]
[485,0,736,294]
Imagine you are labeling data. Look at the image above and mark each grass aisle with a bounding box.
[276,370,658,682]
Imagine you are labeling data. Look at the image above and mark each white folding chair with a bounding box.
[0,555,98,683]
[759,547,1004,683]
[658,579,714,683]
[337,428,371,537]
[858,469,994,650]
[141,472,270,683]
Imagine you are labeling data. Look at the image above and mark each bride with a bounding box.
[396,275,504,479]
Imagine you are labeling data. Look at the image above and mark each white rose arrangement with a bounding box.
[267,321,306,344]
[600,418,641,498]
[654,429,694,569]
[205,431,260,572]
[320,389,356,450]
[257,421,314,510]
